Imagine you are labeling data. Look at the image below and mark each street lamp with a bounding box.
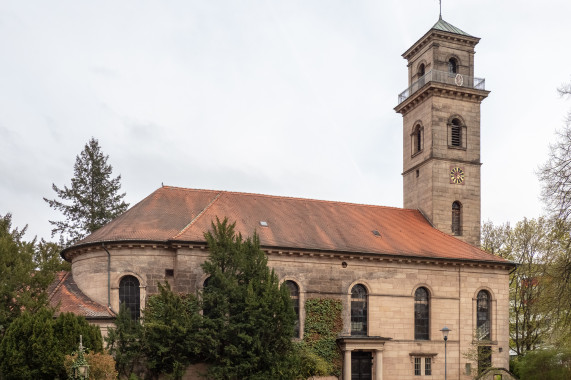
[71,335,89,380]
[441,326,450,380]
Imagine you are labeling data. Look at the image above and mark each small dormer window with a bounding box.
[448,58,458,74]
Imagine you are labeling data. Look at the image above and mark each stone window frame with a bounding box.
[446,54,462,75]
[414,286,430,340]
[111,271,146,319]
[282,278,305,340]
[447,115,467,150]
[347,281,371,337]
[411,284,434,340]
[411,121,424,157]
[472,287,497,343]
[409,353,437,377]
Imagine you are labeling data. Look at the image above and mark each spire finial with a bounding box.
[439,0,442,19]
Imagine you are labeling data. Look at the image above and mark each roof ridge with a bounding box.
[48,271,70,302]
[162,186,410,211]
[172,191,223,239]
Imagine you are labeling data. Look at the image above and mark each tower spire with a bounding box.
[439,0,442,19]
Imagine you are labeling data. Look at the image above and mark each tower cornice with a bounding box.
[394,83,490,115]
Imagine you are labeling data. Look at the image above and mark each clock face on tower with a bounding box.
[450,167,465,184]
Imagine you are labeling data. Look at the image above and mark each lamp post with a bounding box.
[441,326,450,380]
[71,335,89,380]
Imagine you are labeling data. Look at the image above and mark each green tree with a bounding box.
[44,137,129,246]
[0,308,102,379]
[512,347,571,380]
[0,214,61,338]
[482,218,556,355]
[105,305,144,378]
[142,282,202,380]
[201,218,297,380]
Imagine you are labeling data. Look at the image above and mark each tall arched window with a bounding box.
[412,124,423,155]
[451,118,462,147]
[119,275,140,320]
[351,284,367,336]
[477,290,491,340]
[285,280,300,338]
[452,201,462,236]
[414,287,430,340]
[448,58,458,74]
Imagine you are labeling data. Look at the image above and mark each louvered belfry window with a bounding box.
[119,275,140,320]
[451,118,462,147]
[285,280,300,338]
[452,201,462,235]
[414,287,430,340]
[351,284,368,336]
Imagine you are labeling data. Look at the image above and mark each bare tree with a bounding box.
[538,82,571,222]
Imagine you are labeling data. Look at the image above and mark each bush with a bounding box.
[513,348,571,380]
[64,351,118,380]
[0,308,102,379]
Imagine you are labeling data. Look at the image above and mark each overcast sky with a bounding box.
[1,0,571,242]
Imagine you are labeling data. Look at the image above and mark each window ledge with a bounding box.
[448,145,466,151]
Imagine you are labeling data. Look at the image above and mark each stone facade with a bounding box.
[71,242,512,379]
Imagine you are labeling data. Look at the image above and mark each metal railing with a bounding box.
[397,70,486,104]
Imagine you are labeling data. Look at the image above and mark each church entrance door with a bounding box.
[351,351,372,380]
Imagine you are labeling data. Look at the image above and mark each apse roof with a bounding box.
[431,16,472,37]
[48,271,114,319]
[65,186,511,265]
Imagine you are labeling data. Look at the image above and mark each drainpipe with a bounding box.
[102,243,111,310]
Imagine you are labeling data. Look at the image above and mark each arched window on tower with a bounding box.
[448,58,458,74]
[119,275,140,320]
[414,287,430,340]
[351,284,368,336]
[451,118,462,147]
[285,280,300,338]
[452,201,462,236]
[412,124,423,155]
[477,290,491,340]
[418,63,426,87]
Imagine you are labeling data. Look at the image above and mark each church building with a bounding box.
[53,16,515,380]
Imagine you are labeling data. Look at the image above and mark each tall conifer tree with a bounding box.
[44,138,129,245]
[201,218,297,379]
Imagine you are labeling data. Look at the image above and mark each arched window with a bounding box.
[418,63,425,77]
[477,290,491,340]
[412,124,423,155]
[452,201,462,235]
[418,63,426,87]
[119,275,140,320]
[351,284,367,336]
[451,118,462,147]
[285,280,300,338]
[414,287,430,340]
[448,58,458,74]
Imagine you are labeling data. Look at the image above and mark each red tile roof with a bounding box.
[48,271,114,319]
[65,186,510,265]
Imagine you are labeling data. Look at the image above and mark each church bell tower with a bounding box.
[394,17,490,246]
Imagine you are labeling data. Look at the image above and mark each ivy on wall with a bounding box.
[303,298,343,375]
